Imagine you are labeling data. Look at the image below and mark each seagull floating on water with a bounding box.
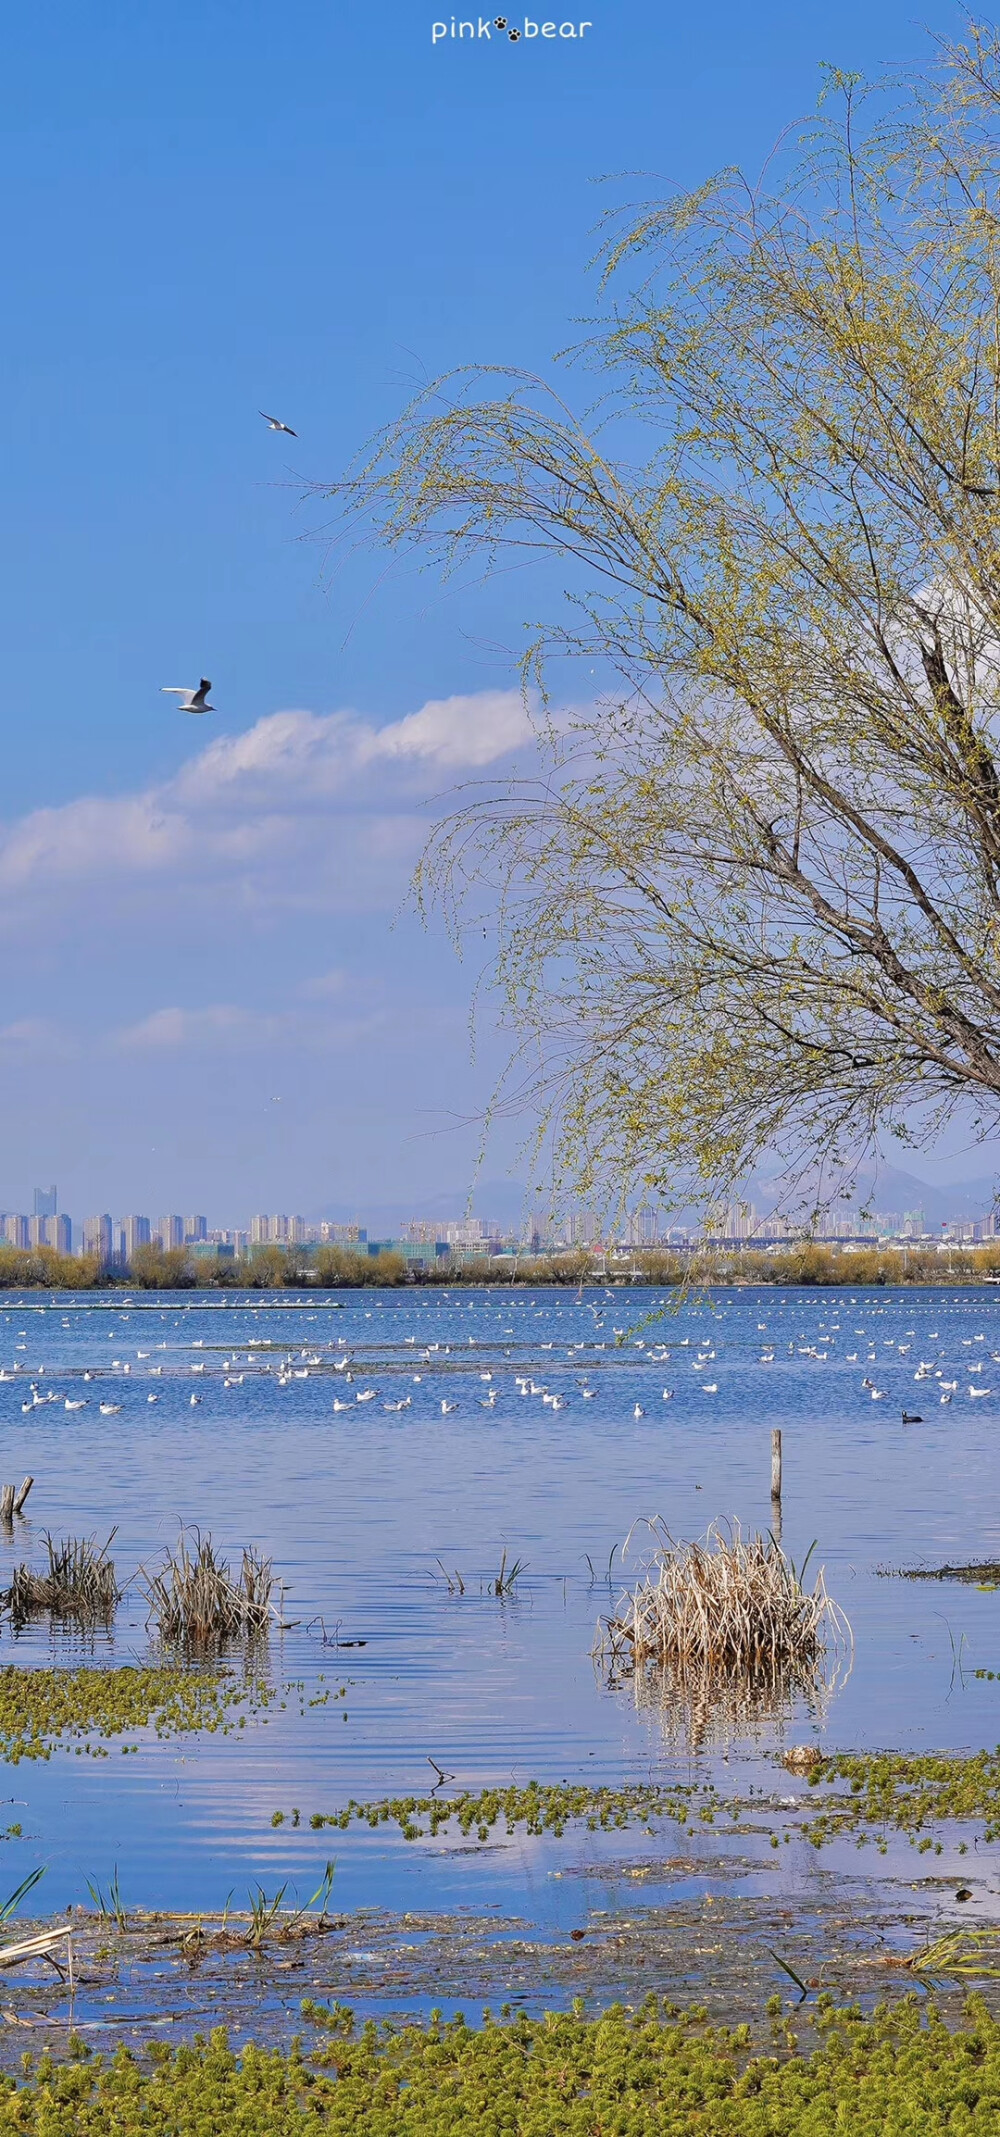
[161,679,214,714]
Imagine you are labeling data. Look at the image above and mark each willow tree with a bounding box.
[336,29,1000,1217]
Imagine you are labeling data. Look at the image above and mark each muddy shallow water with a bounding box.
[0,1281,996,2039]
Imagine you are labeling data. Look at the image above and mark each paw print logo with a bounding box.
[494,14,506,24]
[508,23,520,35]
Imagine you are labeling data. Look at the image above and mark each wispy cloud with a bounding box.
[114,997,390,1053]
[0,690,536,917]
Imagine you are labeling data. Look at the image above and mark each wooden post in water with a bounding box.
[13,1477,33,1515]
[0,1486,15,1525]
[770,1428,782,1534]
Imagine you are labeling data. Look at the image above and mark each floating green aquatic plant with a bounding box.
[294,1748,1000,1857]
[0,1664,274,1763]
[801,1748,1000,1848]
[1,1995,1000,2131]
[299,1778,710,1844]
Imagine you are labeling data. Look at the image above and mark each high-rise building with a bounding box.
[28,1215,46,1249]
[159,1216,184,1250]
[47,1214,72,1254]
[270,1215,289,1241]
[122,1215,151,1260]
[1,1215,28,1249]
[288,1216,306,1244]
[184,1215,207,1242]
[250,1215,269,1245]
[81,1214,114,1262]
[626,1206,660,1246]
[32,1186,57,1219]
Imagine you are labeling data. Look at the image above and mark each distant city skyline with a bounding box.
[3,1181,998,1259]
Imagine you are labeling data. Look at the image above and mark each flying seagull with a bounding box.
[161,679,214,714]
[259,410,297,436]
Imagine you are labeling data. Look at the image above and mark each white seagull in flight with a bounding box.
[259,410,297,436]
[161,679,214,714]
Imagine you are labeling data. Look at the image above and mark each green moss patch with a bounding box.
[0,1665,273,1762]
[799,1748,1000,1849]
[4,1995,1000,2131]
[296,1779,714,1843]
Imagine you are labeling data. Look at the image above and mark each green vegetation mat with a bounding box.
[801,1749,1000,1850]
[293,1750,1000,1855]
[0,1665,274,1762]
[290,1779,706,1842]
[5,1995,1000,2131]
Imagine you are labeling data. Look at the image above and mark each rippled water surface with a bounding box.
[0,1280,999,1920]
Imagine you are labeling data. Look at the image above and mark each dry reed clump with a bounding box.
[143,1531,273,1648]
[5,1532,120,1625]
[596,1520,851,1750]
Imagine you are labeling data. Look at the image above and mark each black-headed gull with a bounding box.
[259,410,297,436]
[161,679,214,714]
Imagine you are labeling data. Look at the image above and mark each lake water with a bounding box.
[0,1281,998,1932]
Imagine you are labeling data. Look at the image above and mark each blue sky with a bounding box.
[0,0,960,1224]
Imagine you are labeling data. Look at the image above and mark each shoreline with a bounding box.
[0,1250,1000,1291]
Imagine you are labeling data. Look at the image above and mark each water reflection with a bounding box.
[0,1281,988,1914]
[597,1515,853,1749]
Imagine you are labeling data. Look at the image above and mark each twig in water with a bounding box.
[427,1757,455,1790]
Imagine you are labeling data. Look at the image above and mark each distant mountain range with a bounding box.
[307,1161,1000,1236]
[306,1178,533,1235]
[751,1162,999,1228]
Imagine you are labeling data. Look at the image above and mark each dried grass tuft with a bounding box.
[143,1531,273,1648]
[6,1532,120,1624]
[596,1519,851,1749]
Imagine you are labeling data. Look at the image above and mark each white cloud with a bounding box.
[296,969,349,1001]
[0,689,536,914]
[171,691,535,809]
[114,994,392,1055]
[0,1018,63,1048]
[360,691,534,769]
[117,1005,271,1049]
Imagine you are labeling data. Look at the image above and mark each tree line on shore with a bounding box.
[1,1240,999,1290]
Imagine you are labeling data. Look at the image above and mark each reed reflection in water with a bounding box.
[597,1518,853,1750]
